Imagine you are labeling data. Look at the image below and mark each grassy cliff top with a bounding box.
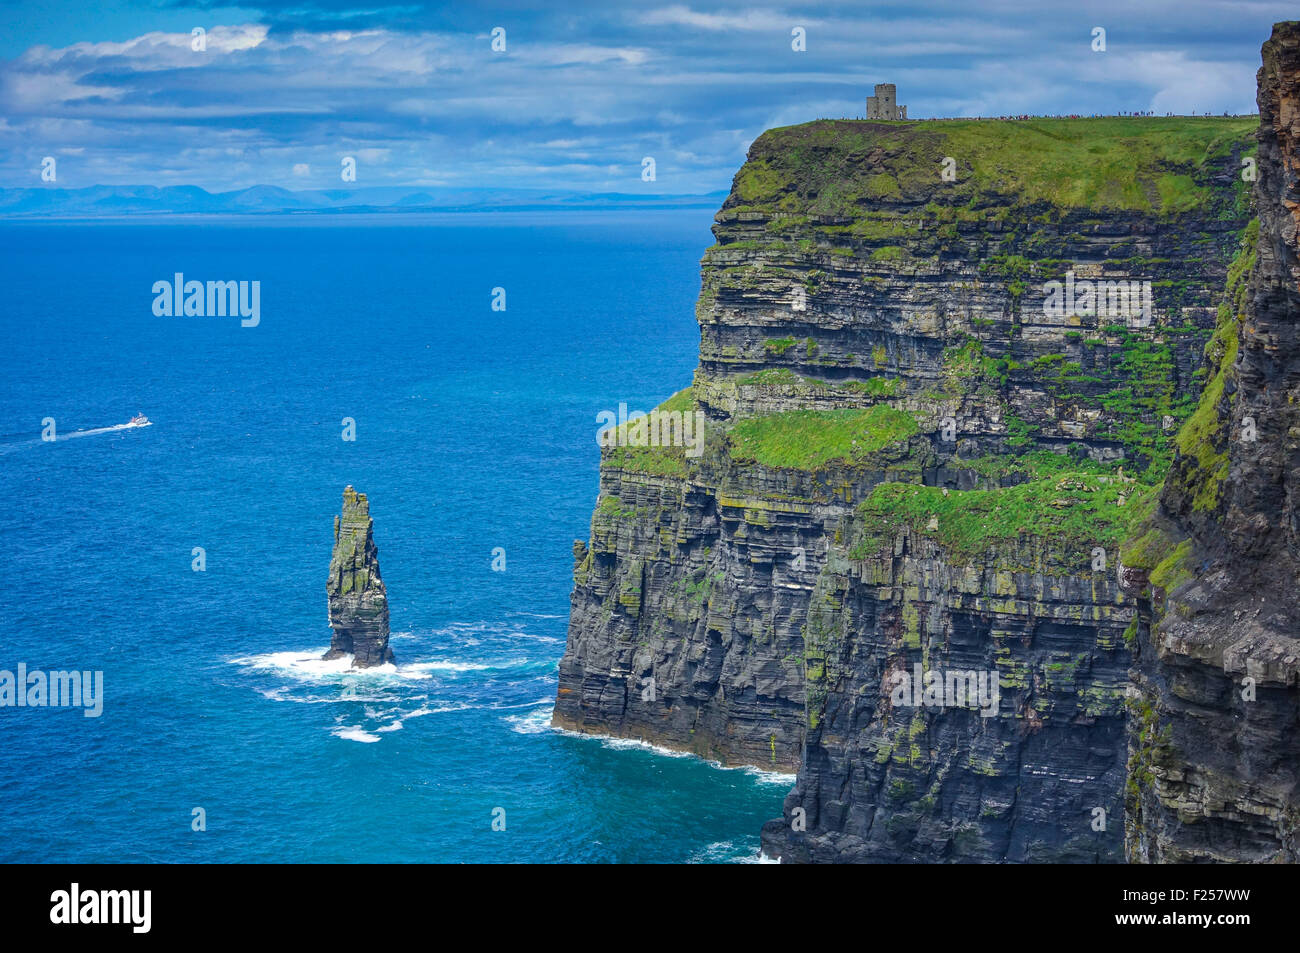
[727,117,1256,219]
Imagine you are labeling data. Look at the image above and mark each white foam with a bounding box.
[232,622,567,746]
[0,422,146,454]
[231,649,443,684]
[231,649,351,678]
[60,423,135,440]
[553,721,799,784]
[404,660,490,673]
[687,840,782,864]
[493,697,556,711]
[738,766,799,786]
[596,735,697,759]
[331,725,381,743]
[408,704,465,717]
[256,686,333,704]
[505,708,555,735]
[507,632,563,645]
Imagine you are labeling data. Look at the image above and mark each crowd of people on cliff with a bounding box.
[950,110,1252,120]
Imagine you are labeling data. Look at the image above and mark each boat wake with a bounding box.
[0,420,151,454]
[61,423,146,440]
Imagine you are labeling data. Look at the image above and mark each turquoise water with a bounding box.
[0,212,790,863]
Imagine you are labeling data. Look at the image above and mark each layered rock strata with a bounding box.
[324,485,394,668]
[554,109,1258,860]
[1124,21,1300,864]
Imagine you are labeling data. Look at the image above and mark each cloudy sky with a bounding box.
[0,0,1290,194]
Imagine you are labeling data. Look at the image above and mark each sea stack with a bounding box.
[323,485,394,668]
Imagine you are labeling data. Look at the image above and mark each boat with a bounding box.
[127,413,151,427]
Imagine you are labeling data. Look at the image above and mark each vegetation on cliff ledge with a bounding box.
[602,387,697,477]
[1170,218,1257,513]
[728,117,1255,220]
[1119,219,1258,594]
[727,404,918,469]
[853,472,1158,566]
[603,122,1260,585]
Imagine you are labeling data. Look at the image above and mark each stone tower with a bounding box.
[866,83,907,120]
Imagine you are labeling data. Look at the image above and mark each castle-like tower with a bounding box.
[866,83,907,120]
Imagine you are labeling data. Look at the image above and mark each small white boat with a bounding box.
[127,413,151,427]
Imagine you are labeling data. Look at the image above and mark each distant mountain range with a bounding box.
[0,185,729,218]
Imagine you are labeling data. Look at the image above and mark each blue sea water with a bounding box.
[0,211,790,863]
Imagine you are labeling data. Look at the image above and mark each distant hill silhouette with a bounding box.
[0,184,727,217]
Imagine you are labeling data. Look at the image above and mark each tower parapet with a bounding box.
[866,83,907,120]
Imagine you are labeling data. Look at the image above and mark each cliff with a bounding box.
[1124,22,1300,863]
[324,485,394,668]
[553,107,1257,859]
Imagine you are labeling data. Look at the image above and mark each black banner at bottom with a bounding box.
[0,863,1277,939]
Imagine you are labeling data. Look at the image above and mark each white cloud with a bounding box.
[0,6,1276,193]
[19,25,268,69]
[637,5,805,32]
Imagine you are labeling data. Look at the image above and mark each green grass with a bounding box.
[727,117,1255,219]
[603,387,698,477]
[853,473,1158,563]
[764,336,796,355]
[709,117,1255,477]
[734,368,900,398]
[1149,539,1195,592]
[933,322,1211,477]
[1169,219,1257,512]
[733,162,785,203]
[947,448,1120,483]
[727,405,917,469]
[1118,220,1258,593]
[936,118,1252,213]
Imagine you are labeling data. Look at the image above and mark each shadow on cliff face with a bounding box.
[1124,19,1300,865]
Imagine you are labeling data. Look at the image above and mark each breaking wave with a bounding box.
[230,622,559,743]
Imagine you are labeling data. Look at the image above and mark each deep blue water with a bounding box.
[0,212,790,863]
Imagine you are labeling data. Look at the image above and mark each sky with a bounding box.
[0,1,1291,194]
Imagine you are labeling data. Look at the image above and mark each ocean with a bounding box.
[0,211,790,863]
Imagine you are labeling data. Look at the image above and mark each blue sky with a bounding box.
[0,1,1290,193]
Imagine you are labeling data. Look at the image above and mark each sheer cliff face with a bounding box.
[324,485,393,668]
[554,113,1255,858]
[1127,22,1300,864]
